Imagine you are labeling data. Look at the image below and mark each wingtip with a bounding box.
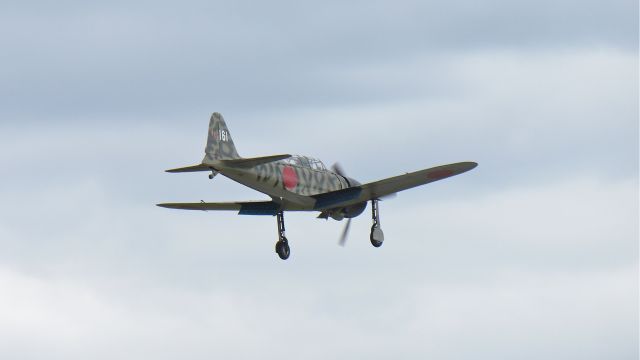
[460,161,478,173]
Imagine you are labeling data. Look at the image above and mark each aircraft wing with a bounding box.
[312,161,477,210]
[157,200,307,215]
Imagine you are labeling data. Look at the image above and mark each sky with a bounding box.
[0,0,638,359]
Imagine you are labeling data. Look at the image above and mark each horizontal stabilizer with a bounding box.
[165,164,213,173]
[167,154,291,173]
[215,154,292,168]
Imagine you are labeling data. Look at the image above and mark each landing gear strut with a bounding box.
[275,211,290,260]
[370,199,384,247]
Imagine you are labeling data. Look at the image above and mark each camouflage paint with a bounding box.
[202,112,241,163]
[159,112,477,222]
[202,112,350,198]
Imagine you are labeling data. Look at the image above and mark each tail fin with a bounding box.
[202,112,241,163]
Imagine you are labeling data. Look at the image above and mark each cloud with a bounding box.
[0,262,635,359]
[0,148,636,358]
[0,0,636,119]
[2,48,635,190]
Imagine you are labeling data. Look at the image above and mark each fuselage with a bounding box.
[215,155,367,219]
[220,155,349,198]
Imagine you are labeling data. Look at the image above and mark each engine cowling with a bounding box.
[324,176,366,220]
[329,201,367,220]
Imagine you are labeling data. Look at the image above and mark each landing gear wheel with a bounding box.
[274,211,291,260]
[370,225,384,247]
[275,238,290,260]
[370,199,384,248]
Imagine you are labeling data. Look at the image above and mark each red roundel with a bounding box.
[282,166,298,191]
[427,169,454,180]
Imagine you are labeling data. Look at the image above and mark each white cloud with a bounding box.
[0,163,635,358]
[0,264,635,359]
[237,48,637,186]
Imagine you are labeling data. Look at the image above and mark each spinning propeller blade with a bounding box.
[334,162,396,200]
[331,163,346,177]
[338,218,352,247]
[332,162,353,246]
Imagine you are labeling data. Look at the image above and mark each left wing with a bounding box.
[157,200,307,215]
[312,161,477,210]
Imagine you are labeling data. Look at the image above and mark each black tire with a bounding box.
[370,225,383,248]
[275,239,291,260]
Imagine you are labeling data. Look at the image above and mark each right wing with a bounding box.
[312,161,477,210]
[357,161,477,200]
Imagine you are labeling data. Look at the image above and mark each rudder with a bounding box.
[203,112,241,162]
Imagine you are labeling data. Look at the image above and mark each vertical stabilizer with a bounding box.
[203,112,241,163]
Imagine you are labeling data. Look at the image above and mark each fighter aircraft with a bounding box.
[158,112,477,260]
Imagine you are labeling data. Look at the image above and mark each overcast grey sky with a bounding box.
[0,1,638,359]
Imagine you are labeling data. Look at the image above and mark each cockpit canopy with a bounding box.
[282,155,327,171]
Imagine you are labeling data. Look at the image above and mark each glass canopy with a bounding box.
[283,155,327,171]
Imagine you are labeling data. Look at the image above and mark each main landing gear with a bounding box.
[370,199,384,247]
[275,211,290,260]
[275,200,383,259]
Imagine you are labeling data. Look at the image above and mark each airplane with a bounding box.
[158,112,477,260]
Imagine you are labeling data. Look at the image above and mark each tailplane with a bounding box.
[165,112,291,173]
[203,112,241,163]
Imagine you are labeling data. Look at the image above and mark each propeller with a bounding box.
[332,162,352,246]
[330,162,394,246]
[331,163,346,177]
[333,162,396,200]
[338,218,352,247]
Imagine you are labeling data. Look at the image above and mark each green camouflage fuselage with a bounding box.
[200,112,367,218]
[219,159,349,199]
[203,112,352,199]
